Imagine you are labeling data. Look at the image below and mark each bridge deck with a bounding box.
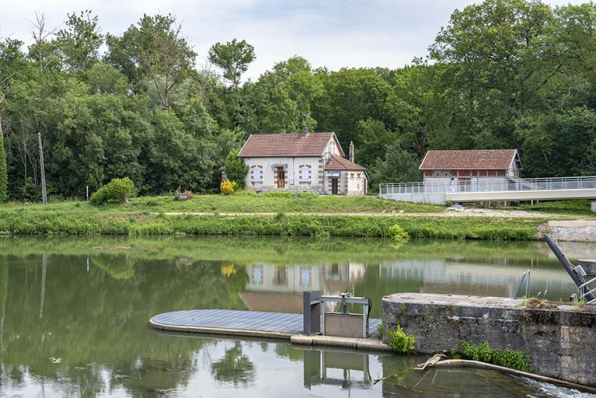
[150,309,381,340]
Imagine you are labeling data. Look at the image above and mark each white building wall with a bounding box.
[346,171,367,196]
[243,156,323,193]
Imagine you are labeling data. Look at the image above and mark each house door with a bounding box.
[277,168,285,188]
[331,178,339,195]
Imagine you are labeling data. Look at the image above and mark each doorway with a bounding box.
[331,178,339,195]
[277,167,285,188]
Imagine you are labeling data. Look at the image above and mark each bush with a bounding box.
[224,150,248,189]
[387,224,409,241]
[220,180,237,195]
[460,341,531,372]
[90,177,136,204]
[388,326,415,354]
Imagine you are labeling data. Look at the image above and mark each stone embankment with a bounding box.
[540,220,596,242]
[382,293,596,387]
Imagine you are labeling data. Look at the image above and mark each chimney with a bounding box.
[301,125,309,138]
[349,141,354,163]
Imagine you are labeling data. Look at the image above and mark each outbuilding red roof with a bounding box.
[238,132,338,157]
[419,149,521,170]
[325,154,366,171]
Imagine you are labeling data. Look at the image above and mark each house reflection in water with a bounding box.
[303,349,372,390]
[241,262,366,313]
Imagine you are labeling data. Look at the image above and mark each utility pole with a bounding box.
[38,132,47,204]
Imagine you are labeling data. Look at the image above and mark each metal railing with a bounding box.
[513,270,531,299]
[379,175,596,196]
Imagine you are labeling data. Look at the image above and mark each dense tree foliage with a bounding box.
[1,0,596,200]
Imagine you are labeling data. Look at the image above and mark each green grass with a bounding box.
[517,200,595,217]
[0,194,556,240]
[0,209,541,240]
[1,193,444,215]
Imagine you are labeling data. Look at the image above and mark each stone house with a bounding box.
[238,130,367,195]
[420,149,522,189]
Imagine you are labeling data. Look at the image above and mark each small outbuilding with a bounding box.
[238,129,367,195]
[420,149,522,188]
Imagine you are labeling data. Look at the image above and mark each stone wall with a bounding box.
[382,293,596,386]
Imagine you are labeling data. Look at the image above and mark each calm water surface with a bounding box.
[0,236,593,397]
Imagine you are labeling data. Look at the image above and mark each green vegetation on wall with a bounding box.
[388,326,416,354]
[459,341,531,372]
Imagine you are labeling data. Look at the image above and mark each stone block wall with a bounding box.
[382,293,596,386]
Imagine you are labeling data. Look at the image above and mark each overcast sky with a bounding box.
[0,0,587,80]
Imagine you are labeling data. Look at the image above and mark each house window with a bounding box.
[300,166,310,182]
[252,166,262,182]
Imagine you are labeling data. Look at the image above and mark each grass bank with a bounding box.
[0,194,553,240]
[1,192,444,215]
[0,209,541,240]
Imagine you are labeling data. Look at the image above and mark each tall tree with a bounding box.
[0,112,7,202]
[106,14,196,110]
[56,10,103,72]
[30,13,55,204]
[208,39,255,89]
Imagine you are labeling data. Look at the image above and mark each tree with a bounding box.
[354,118,396,167]
[106,14,196,110]
[29,13,56,204]
[369,143,422,189]
[312,68,393,148]
[0,119,7,202]
[224,149,248,189]
[56,10,103,72]
[208,39,255,89]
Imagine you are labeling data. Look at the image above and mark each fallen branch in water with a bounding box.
[416,357,596,393]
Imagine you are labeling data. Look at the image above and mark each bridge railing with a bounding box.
[379,176,596,196]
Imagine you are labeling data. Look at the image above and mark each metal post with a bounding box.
[303,291,321,335]
[362,302,368,338]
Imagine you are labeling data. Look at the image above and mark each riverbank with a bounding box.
[0,195,593,241]
[0,210,540,240]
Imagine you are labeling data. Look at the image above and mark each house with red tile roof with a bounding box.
[238,129,367,195]
[420,149,522,187]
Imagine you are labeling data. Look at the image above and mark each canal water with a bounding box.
[0,236,594,397]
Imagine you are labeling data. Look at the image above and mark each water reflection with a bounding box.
[303,349,372,389]
[0,236,592,397]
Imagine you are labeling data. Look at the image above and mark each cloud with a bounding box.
[0,0,587,80]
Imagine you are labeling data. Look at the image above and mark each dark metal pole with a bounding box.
[544,235,595,302]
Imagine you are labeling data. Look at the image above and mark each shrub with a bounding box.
[460,341,531,372]
[220,180,237,195]
[90,178,136,204]
[388,326,415,354]
[387,224,409,241]
[224,150,248,189]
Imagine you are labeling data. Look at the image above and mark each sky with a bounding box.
[0,0,587,81]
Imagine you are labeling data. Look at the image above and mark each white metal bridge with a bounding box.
[379,176,596,205]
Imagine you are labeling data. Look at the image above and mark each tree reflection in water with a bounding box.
[211,341,255,386]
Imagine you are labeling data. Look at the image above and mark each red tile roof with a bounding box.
[325,154,366,171]
[238,132,337,157]
[419,149,520,170]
